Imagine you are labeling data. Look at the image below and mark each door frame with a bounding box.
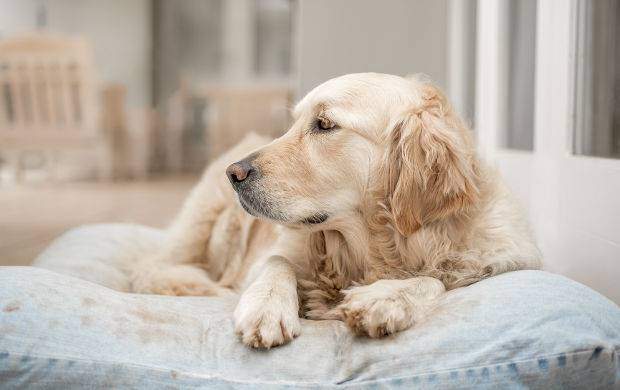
[473,0,620,302]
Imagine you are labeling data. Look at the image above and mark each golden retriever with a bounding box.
[131,73,542,348]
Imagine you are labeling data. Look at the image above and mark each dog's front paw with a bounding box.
[234,290,301,349]
[337,280,419,338]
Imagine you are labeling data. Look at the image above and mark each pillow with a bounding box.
[33,223,164,292]
[0,224,617,388]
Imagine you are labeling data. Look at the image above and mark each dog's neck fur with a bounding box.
[317,205,472,278]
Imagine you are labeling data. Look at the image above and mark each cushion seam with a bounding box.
[340,346,620,386]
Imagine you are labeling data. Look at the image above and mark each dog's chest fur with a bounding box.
[297,228,411,320]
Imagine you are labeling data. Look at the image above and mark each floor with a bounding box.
[0,176,198,266]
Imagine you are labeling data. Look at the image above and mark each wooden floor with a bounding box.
[0,176,198,266]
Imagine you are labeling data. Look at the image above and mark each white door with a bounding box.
[472,0,620,303]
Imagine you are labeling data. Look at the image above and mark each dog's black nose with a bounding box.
[226,160,254,185]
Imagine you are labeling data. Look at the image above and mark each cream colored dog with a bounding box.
[131,73,541,348]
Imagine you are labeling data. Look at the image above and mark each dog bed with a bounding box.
[0,223,618,388]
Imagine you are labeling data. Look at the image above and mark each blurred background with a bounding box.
[0,1,618,302]
[0,0,451,265]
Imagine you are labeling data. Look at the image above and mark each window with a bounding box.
[153,0,293,108]
[573,0,620,158]
[504,0,537,151]
[255,0,293,76]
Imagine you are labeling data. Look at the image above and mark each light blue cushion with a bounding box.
[1,224,619,389]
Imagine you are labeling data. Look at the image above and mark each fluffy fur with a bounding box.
[131,73,542,348]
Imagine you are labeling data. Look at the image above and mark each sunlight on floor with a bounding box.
[0,175,197,266]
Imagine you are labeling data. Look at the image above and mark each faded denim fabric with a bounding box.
[0,224,619,389]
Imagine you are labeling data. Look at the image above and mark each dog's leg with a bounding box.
[130,216,242,297]
[336,277,445,338]
[130,187,233,296]
[130,263,229,296]
[234,255,301,348]
[131,134,271,296]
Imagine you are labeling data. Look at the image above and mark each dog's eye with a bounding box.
[316,117,336,131]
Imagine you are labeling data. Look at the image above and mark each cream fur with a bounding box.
[130,73,542,349]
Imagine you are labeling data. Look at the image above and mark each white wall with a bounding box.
[0,0,152,108]
[295,0,447,97]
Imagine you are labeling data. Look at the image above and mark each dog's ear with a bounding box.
[383,84,480,236]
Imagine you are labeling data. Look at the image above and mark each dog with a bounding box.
[131,73,542,348]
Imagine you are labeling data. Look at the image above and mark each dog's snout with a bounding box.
[226,160,255,185]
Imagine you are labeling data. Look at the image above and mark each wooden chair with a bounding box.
[0,33,113,182]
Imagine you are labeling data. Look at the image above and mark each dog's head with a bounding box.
[226,73,479,235]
